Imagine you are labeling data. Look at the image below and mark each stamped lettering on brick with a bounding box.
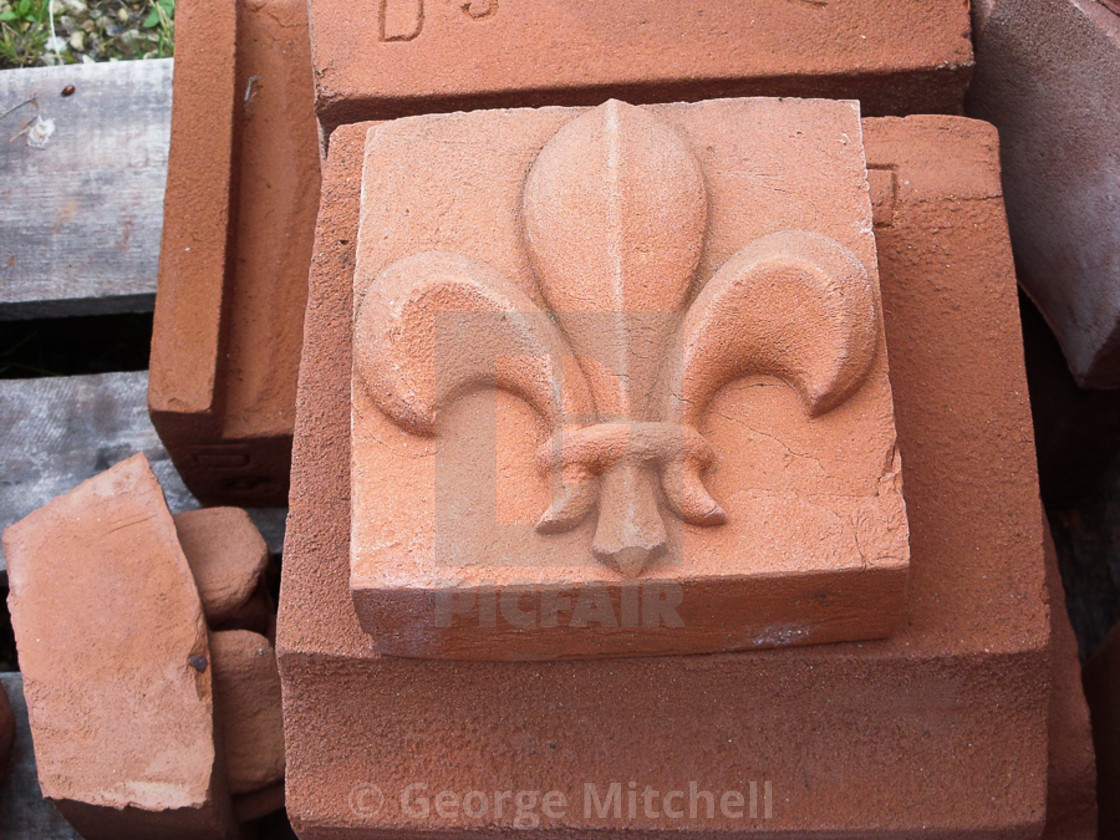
[380,0,424,41]
[380,0,497,41]
[461,0,497,19]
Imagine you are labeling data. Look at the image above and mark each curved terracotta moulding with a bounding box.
[350,96,909,659]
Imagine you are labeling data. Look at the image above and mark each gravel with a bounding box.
[0,0,173,69]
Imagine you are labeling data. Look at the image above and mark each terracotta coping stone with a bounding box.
[149,0,321,506]
[2,454,238,840]
[349,98,908,659]
[309,0,974,143]
[174,507,270,628]
[967,0,1120,387]
[277,109,1052,837]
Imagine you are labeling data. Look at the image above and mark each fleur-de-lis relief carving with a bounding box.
[355,100,879,578]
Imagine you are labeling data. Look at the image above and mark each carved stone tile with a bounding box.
[350,97,909,658]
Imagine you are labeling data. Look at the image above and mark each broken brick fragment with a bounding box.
[3,454,238,840]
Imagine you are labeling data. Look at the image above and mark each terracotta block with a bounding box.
[174,507,270,628]
[149,0,321,505]
[210,630,285,797]
[2,454,238,840]
[309,0,973,141]
[279,111,1053,837]
[350,98,908,659]
[967,0,1120,386]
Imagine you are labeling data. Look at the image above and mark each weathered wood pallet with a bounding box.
[0,59,172,319]
[0,57,291,837]
[0,370,287,579]
[0,673,81,839]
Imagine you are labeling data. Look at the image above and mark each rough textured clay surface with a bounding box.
[150,0,321,505]
[967,0,1120,387]
[209,630,285,797]
[0,679,13,783]
[2,454,237,840]
[309,0,973,141]
[351,98,908,659]
[278,112,1053,837]
[174,507,270,628]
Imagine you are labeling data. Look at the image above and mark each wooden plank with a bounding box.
[0,59,172,319]
[0,673,81,839]
[0,371,286,579]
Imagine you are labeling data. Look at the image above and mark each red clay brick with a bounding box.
[154,0,974,508]
[174,507,269,628]
[310,0,973,140]
[150,0,321,506]
[209,630,284,797]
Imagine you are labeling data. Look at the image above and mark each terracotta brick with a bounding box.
[209,630,284,797]
[278,111,1053,837]
[2,454,238,840]
[174,507,269,628]
[149,0,321,506]
[309,0,973,141]
[350,98,907,658]
[967,0,1120,386]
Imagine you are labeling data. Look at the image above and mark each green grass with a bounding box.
[0,0,173,69]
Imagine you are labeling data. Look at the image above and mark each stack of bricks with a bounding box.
[144,1,1100,837]
[3,455,285,838]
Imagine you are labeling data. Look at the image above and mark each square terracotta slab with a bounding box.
[278,112,1052,838]
[350,98,908,659]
